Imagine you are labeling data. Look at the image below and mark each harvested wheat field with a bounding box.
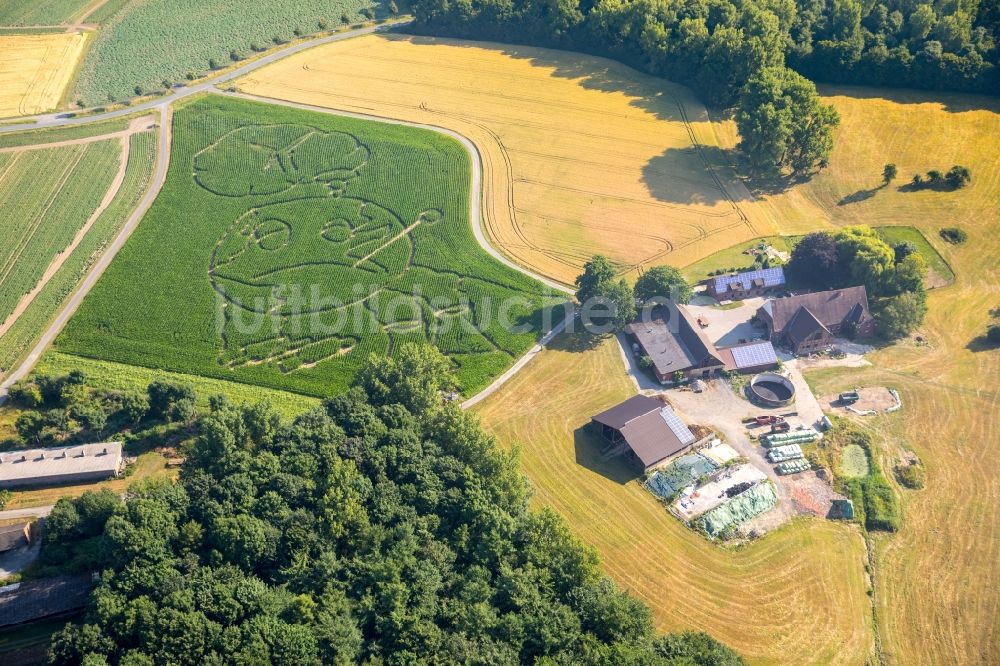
[473,333,872,665]
[238,33,775,285]
[0,32,86,118]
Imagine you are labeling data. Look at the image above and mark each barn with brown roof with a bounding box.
[626,306,725,382]
[591,395,697,471]
[757,286,874,354]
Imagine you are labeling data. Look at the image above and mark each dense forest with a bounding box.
[45,345,744,665]
[409,0,999,98]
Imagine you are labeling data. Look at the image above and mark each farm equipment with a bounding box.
[770,421,791,433]
[839,391,861,405]
[754,415,785,426]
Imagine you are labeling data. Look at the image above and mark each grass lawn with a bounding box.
[839,443,870,479]
[473,332,872,664]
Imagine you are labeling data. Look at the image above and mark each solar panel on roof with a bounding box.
[712,267,785,292]
[659,406,695,445]
[729,341,778,369]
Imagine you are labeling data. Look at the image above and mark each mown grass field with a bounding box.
[238,33,777,286]
[0,126,157,378]
[71,0,377,105]
[58,95,561,397]
[473,333,872,665]
[0,0,95,26]
[0,32,87,117]
[0,138,119,327]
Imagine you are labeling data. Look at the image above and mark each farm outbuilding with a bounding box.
[592,395,697,471]
[716,340,779,374]
[627,305,725,382]
[707,267,786,300]
[0,442,123,489]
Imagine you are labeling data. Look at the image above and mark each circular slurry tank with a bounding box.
[749,372,796,408]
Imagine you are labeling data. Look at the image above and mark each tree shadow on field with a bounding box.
[642,145,748,205]
[573,423,640,485]
[545,329,608,354]
[395,33,692,123]
[815,83,1000,115]
[837,183,886,206]
[966,335,999,353]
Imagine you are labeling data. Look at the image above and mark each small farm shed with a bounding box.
[591,395,696,471]
[0,523,30,553]
[707,267,786,300]
[716,340,779,374]
[0,442,123,489]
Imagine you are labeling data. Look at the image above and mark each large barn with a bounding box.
[0,442,123,489]
[627,305,778,382]
[626,306,725,382]
[591,395,697,471]
[757,286,874,354]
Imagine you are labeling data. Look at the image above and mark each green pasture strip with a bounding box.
[56,95,563,398]
[0,139,120,324]
[72,0,380,104]
[874,226,954,285]
[0,0,93,26]
[0,130,155,377]
[36,352,320,419]
[681,226,952,287]
[0,26,70,34]
[0,114,139,149]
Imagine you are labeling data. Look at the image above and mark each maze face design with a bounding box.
[198,123,509,373]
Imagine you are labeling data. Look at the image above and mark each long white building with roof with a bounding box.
[0,442,123,489]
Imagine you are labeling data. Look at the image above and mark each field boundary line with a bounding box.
[0,119,155,340]
[0,106,171,400]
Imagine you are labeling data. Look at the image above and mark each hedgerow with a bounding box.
[57,96,564,397]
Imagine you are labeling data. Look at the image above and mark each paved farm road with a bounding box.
[0,21,575,406]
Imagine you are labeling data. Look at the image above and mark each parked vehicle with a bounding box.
[770,421,791,433]
[755,415,786,426]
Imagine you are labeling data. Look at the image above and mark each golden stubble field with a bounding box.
[473,333,872,665]
[237,33,775,285]
[0,32,87,118]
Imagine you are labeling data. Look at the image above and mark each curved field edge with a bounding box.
[0,128,157,378]
[473,333,872,665]
[55,94,562,398]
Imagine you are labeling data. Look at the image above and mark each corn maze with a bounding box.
[57,96,563,397]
